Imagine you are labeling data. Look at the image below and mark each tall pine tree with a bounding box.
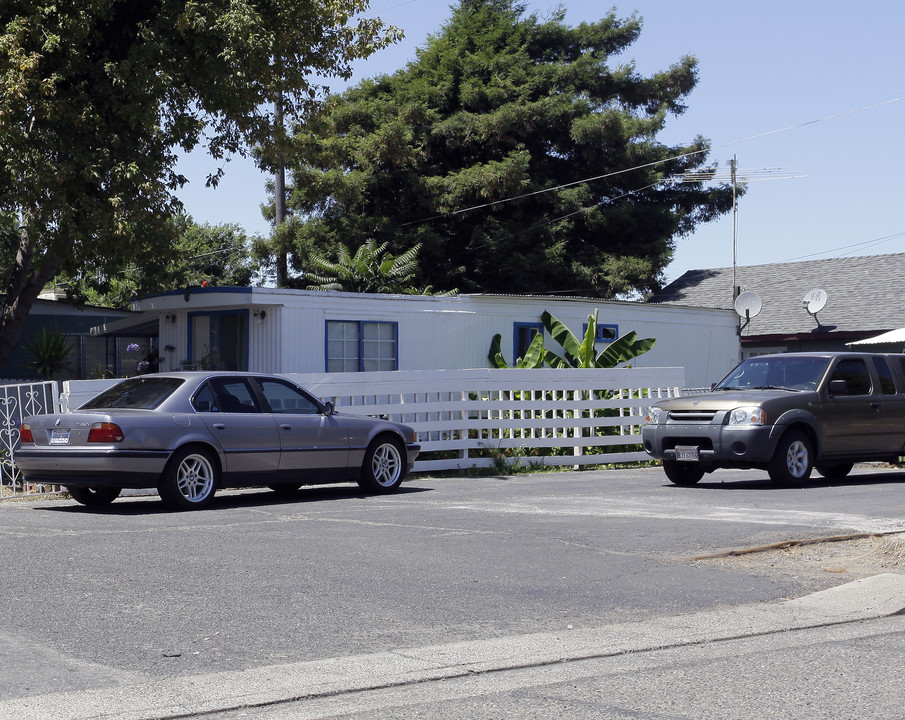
[281,0,735,297]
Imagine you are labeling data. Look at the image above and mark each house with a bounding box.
[94,286,741,388]
[0,295,136,381]
[648,254,905,357]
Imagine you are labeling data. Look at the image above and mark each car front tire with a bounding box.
[358,437,406,493]
[67,486,121,507]
[159,446,218,510]
[768,429,813,485]
[662,460,705,486]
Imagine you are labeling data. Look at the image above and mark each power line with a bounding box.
[399,93,905,227]
[783,231,905,262]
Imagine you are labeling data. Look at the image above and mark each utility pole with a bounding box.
[274,92,289,288]
[731,155,738,302]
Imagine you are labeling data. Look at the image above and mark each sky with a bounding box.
[175,0,905,288]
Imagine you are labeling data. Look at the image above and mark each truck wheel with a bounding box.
[663,461,705,486]
[768,430,813,485]
[815,462,853,479]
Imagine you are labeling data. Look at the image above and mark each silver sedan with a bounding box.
[15,372,420,510]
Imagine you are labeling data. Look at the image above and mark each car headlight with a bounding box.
[728,407,766,426]
[645,406,664,424]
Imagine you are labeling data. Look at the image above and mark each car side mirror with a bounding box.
[323,400,336,415]
[828,379,849,396]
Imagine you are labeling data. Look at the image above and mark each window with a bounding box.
[83,377,183,410]
[253,378,321,414]
[830,359,871,395]
[581,322,619,343]
[872,357,898,394]
[513,323,543,362]
[188,311,249,370]
[193,378,260,413]
[326,320,397,372]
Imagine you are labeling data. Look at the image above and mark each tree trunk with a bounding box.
[0,227,61,371]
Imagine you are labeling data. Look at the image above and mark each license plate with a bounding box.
[49,429,71,445]
[675,445,699,462]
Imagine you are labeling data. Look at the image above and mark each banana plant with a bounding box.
[488,309,655,369]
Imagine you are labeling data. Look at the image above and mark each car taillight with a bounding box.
[87,422,124,443]
[20,424,33,443]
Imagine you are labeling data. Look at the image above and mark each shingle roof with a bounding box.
[647,253,905,337]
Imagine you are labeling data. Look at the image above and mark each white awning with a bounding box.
[847,328,905,346]
[90,312,159,337]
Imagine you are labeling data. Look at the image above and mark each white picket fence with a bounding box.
[280,367,685,472]
[2,367,684,493]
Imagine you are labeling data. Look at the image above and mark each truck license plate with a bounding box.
[49,429,71,445]
[675,445,699,462]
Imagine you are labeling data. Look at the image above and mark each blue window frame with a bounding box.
[513,322,543,362]
[581,322,619,343]
[326,320,398,372]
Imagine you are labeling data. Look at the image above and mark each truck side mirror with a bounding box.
[828,379,849,396]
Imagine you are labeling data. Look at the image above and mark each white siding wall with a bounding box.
[136,288,739,388]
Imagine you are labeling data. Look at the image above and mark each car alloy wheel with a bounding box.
[359,437,405,493]
[160,446,218,510]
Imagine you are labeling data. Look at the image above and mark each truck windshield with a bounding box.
[714,356,831,392]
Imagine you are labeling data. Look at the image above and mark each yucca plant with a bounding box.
[26,329,75,380]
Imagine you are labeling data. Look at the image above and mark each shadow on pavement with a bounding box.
[662,469,905,491]
[34,483,433,515]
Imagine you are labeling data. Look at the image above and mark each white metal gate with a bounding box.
[1,381,61,495]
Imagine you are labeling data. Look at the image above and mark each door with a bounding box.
[251,377,351,473]
[194,378,280,478]
[816,358,888,457]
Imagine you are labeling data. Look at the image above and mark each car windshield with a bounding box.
[80,377,184,410]
[713,356,831,392]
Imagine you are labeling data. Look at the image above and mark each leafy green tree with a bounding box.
[306,239,422,293]
[0,1,400,370]
[79,216,258,309]
[279,0,735,296]
[489,309,655,368]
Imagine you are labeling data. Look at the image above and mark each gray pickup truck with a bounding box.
[642,352,905,485]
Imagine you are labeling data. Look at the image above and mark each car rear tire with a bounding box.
[358,436,405,493]
[768,429,813,485]
[815,462,854,479]
[67,486,121,507]
[159,446,218,510]
[662,460,705,486]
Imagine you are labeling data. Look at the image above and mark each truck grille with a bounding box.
[668,409,718,423]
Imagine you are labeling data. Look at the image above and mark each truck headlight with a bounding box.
[645,406,664,424]
[728,407,766,426]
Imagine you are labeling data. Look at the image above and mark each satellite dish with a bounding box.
[734,291,763,319]
[802,288,827,315]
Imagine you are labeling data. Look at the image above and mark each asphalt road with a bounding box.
[2,465,905,719]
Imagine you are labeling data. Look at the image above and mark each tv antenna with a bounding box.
[673,157,804,302]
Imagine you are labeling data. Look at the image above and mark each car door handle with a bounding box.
[212,423,226,430]
[870,403,880,410]
[280,424,292,430]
